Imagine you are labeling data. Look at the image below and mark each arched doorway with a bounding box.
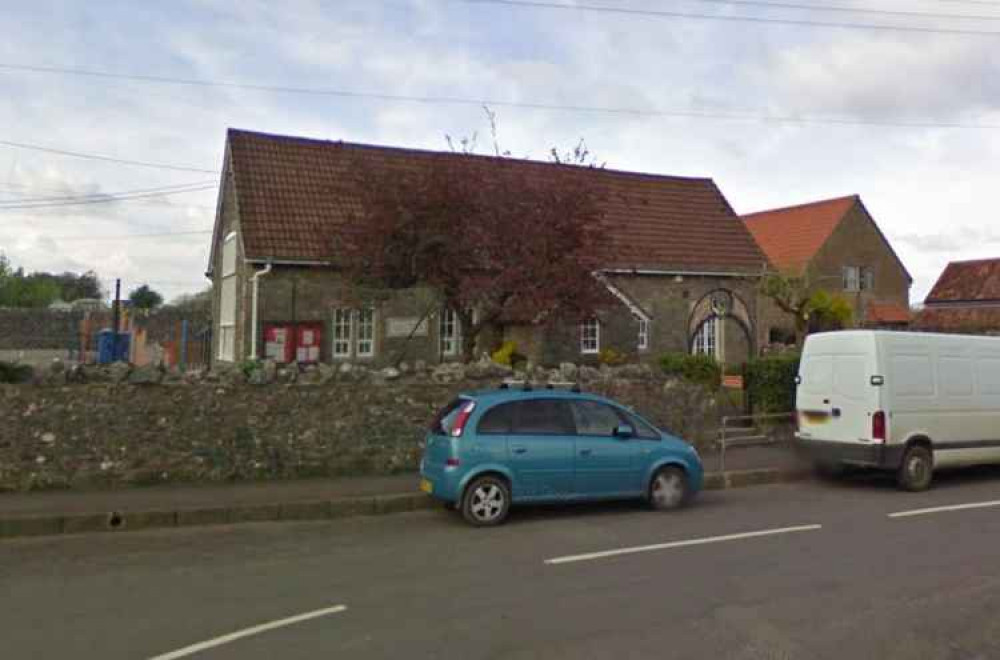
[688,289,754,367]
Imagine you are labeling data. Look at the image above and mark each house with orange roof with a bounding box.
[914,258,1000,333]
[741,195,912,344]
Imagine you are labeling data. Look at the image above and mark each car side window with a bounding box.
[510,399,576,435]
[615,409,660,440]
[477,402,515,434]
[570,400,622,436]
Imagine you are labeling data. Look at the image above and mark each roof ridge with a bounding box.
[226,127,716,186]
[740,194,858,220]
[943,256,1000,267]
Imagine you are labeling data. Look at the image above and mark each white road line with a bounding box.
[544,524,822,565]
[888,499,1000,519]
[147,604,348,660]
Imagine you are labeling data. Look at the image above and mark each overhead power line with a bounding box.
[0,138,218,174]
[1,62,998,130]
[42,230,213,241]
[691,0,1000,20]
[0,184,217,211]
[453,0,1000,35]
[0,180,216,206]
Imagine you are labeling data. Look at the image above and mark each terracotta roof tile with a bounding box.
[913,306,1000,332]
[865,301,910,324]
[225,129,768,273]
[740,196,857,272]
[924,258,1000,303]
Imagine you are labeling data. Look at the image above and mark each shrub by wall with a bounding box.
[659,353,721,390]
[745,355,800,413]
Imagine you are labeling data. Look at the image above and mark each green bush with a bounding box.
[598,347,628,366]
[0,361,33,384]
[659,353,721,389]
[746,355,800,413]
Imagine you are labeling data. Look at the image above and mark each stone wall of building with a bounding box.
[0,361,724,492]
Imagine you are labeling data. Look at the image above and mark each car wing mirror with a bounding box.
[614,424,635,438]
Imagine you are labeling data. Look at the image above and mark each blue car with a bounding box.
[419,385,704,526]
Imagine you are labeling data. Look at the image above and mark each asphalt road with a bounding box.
[5,468,1000,659]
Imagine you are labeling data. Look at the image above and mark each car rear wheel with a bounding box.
[649,466,689,511]
[897,445,933,492]
[461,475,511,526]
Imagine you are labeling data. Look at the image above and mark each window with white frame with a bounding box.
[580,318,600,354]
[356,307,375,357]
[843,266,861,292]
[217,233,238,361]
[332,308,353,358]
[692,317,719,359]
[440,308,461,356]
[637,318,650,351]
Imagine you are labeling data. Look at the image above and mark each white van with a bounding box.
[796,330,1000,491]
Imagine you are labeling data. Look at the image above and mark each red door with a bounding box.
[295,323,323,364]
[263,324,294,363]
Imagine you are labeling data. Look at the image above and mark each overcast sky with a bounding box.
[1,0,998,303]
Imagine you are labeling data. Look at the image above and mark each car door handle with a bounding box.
[579,449,592,456]
[512,446,527,454]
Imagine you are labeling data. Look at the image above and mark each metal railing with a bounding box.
[716,412,795,472]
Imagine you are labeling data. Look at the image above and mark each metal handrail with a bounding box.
[716,412,795,472]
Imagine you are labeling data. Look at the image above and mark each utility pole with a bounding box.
[111,278,121,362]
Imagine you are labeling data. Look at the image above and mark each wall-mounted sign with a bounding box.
[386,317,429,338]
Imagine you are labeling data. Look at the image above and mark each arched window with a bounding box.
[692,317,720,360]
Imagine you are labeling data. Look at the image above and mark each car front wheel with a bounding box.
[461,475,511,526]
[649,466,689,511]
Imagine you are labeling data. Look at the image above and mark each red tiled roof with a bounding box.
[925,258,1000,303]
[740,196,858,272]
[223,129,768,273]
[865,301,910,324]
[913,306,1000,332]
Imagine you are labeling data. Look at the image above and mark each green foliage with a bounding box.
[807,290,853,332]
[491,341,517,366]
[0,254,103,308]
[659,353,721,389]
[746,355,801,413]
[129,284,164,311]
[0,361,34,384]
[598,347,628,366]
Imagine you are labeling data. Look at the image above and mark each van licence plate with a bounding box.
[420,479,433,494]
[803,411,829,424]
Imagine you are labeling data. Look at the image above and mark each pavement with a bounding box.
[0,445,807,539]
[4,466,1000,658]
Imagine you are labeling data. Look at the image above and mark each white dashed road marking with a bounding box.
[888,499,1000,519]
[544,524,823,565]
[147,604,348,660]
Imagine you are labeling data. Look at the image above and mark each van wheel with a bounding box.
[461,475,511,527]
[649,467,689,511]
[897,445,933,492]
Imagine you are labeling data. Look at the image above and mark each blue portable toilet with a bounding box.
[97,330,131,363]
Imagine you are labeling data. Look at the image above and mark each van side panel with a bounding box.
[880,333,1000,468]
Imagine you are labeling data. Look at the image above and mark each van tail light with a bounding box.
[446,457,461,467]
[450,401,477,437]
[872,411,886,443]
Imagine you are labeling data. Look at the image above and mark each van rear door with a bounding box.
[797,333,878,444]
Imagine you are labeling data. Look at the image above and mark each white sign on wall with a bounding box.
[386,317,429,338]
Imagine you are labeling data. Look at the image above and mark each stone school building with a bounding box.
[207,129,772,369]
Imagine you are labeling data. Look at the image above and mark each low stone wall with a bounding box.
[0,361,723,492]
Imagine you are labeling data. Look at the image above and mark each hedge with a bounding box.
[745,355,800,413]
[0,361,34,384]
[659,353,721,389]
